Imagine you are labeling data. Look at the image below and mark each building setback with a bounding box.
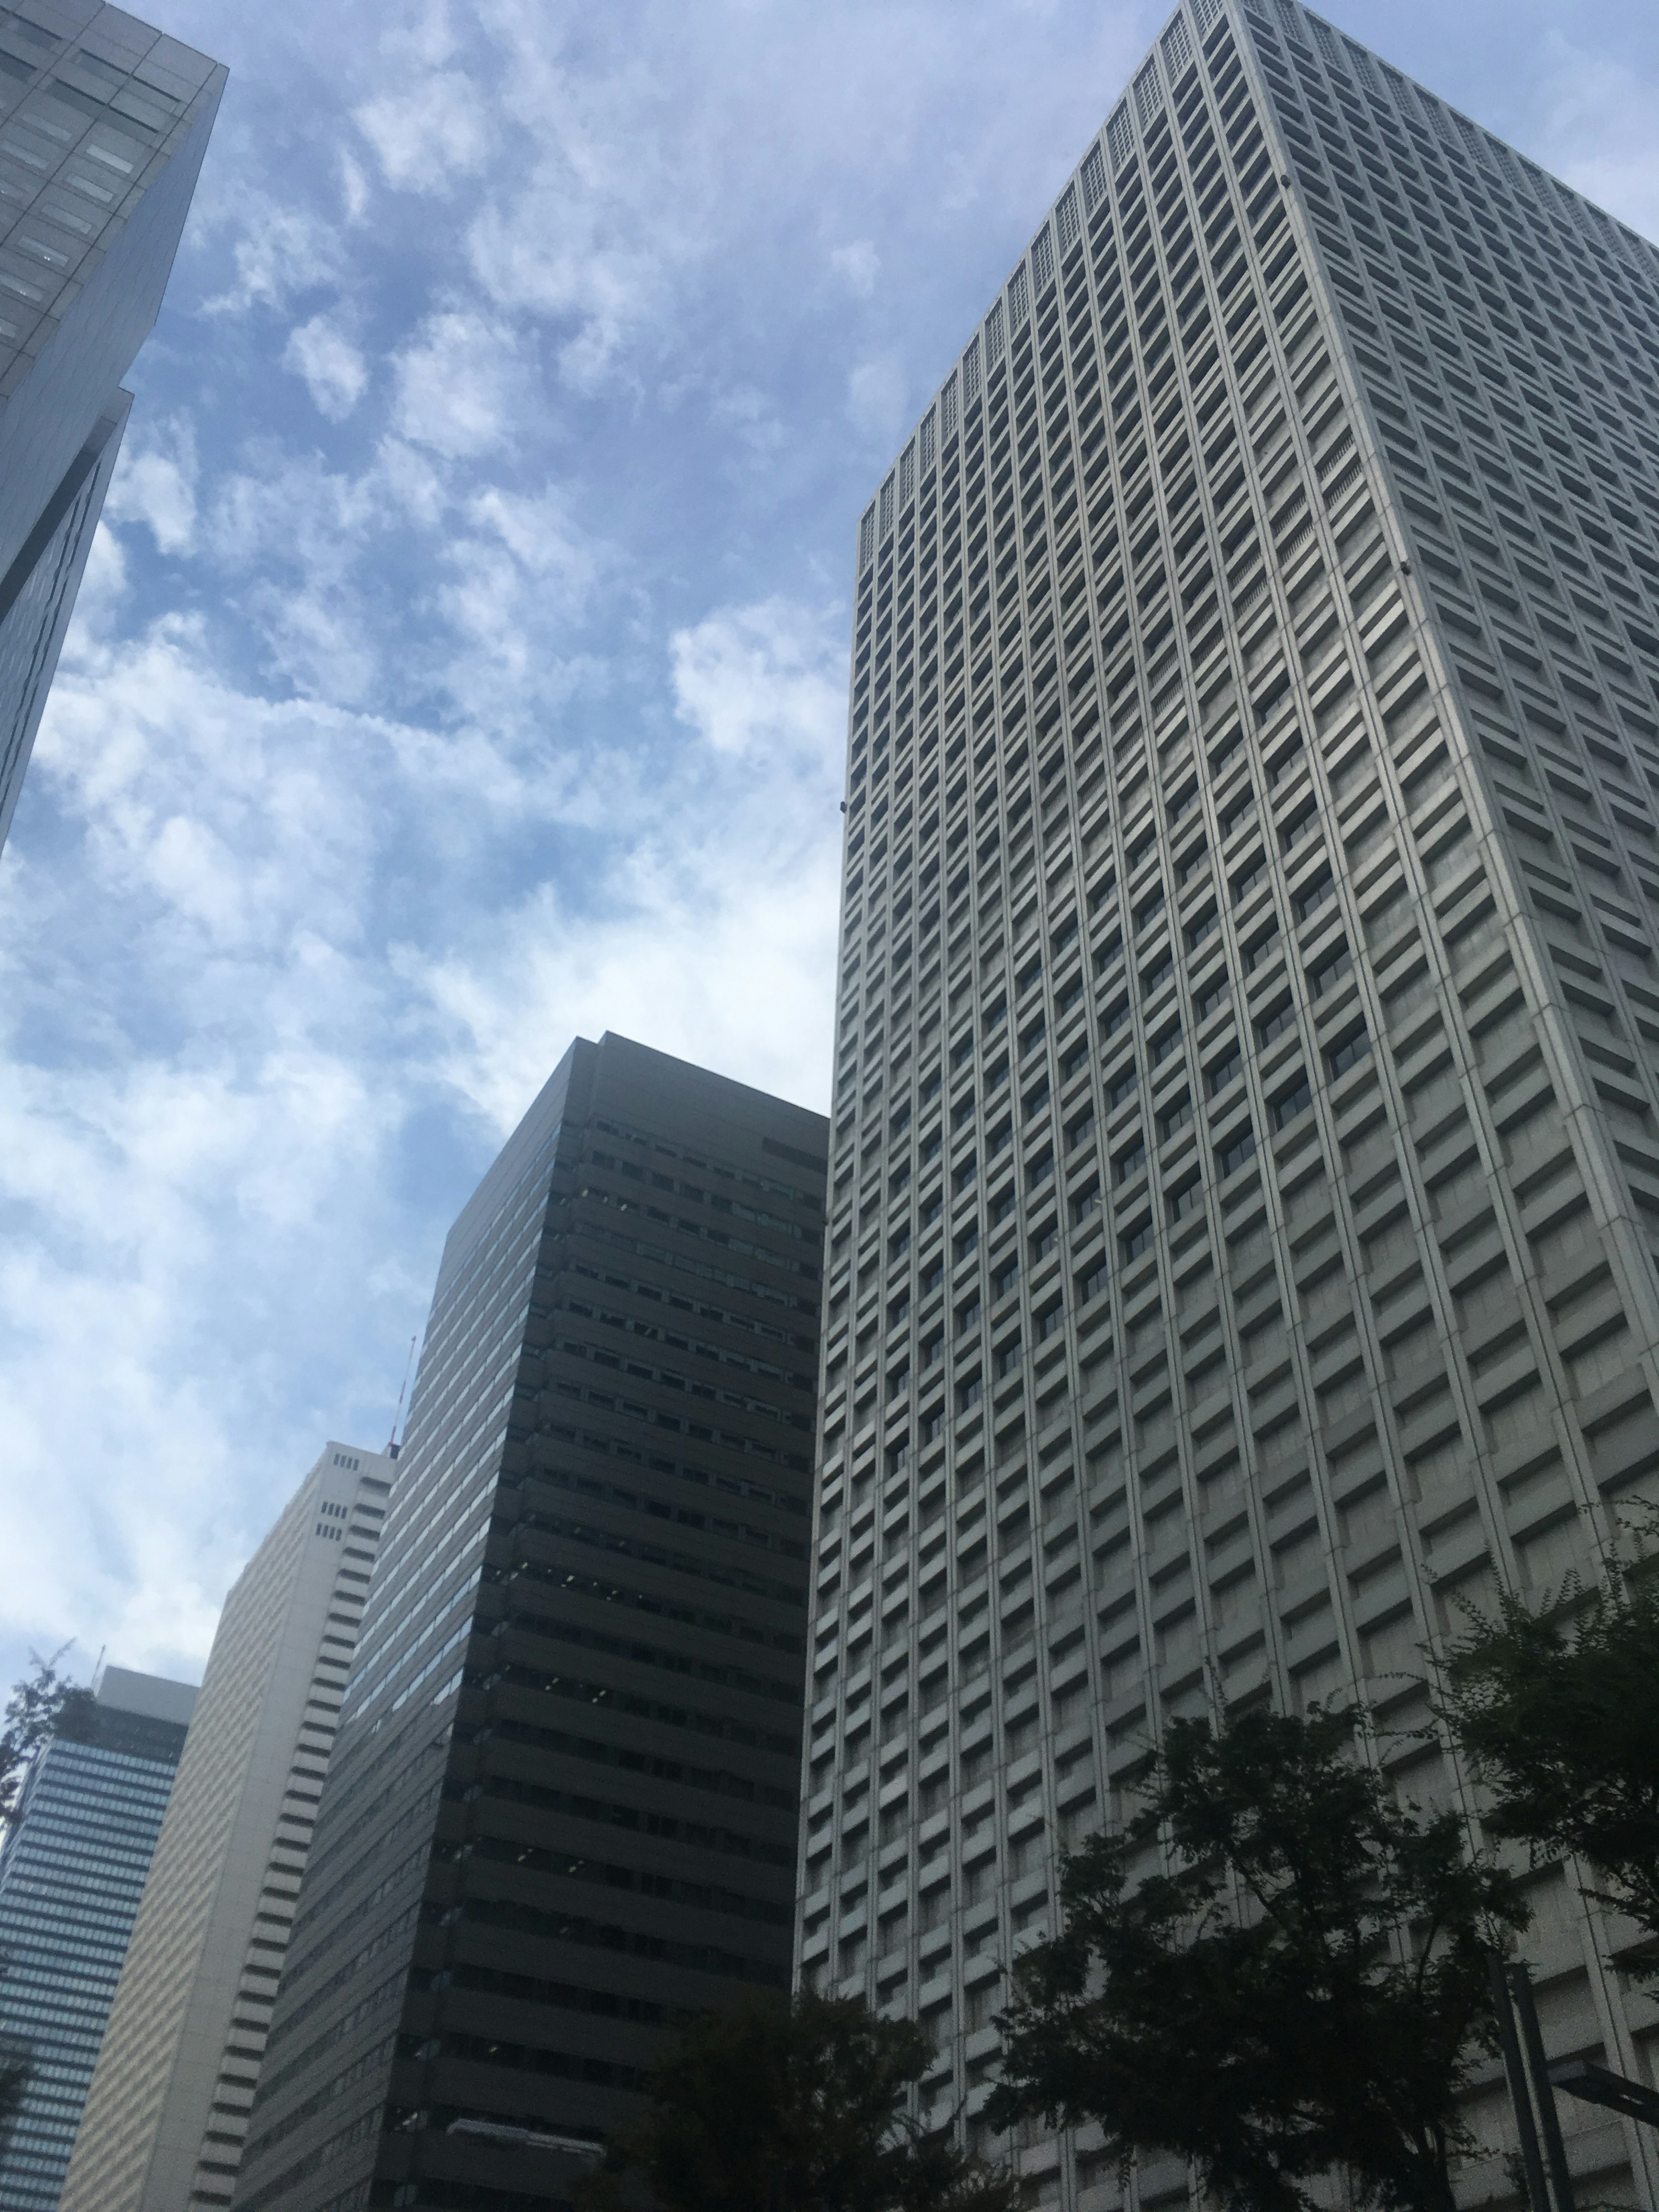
[0,0,224,858]
[0,1665,196,2209]
[799,5,1659,2208]
[60,1443,395,2212]
[233,1033,826,2212]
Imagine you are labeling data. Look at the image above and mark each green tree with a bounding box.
[1,1650,85,1827]
[988,1704,1527,2212]
[0,1654,85,2139]
[1439,1538,1659,1978]
[573,1988,1030,2212]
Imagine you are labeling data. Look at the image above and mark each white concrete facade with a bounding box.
[60,1443,393,2212]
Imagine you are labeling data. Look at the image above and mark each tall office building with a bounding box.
[0,1664,196,2209]
[60,1443,395,2212]
[800,6,1659,2207]
[0,1,225,857]
[233,1034,826,2212]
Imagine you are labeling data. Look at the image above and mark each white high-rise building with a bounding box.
[798,4,1659,2207]
[60,1443,393,2212]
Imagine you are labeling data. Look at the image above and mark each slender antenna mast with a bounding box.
[387,1335,416,1454]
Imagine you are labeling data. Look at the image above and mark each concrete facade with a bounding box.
[0,1,224,857]
[0,1665,195,2209]
[60,1444,394,2212]
[798,6,1659,2208]
[233,1035,826,2212]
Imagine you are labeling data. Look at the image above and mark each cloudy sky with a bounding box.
[1,0,1656,1694]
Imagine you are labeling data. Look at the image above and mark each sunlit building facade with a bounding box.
[61,1444,394,2212]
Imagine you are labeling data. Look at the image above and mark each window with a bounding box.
[957,1297,982,1335]
[1160,1095,1193,1138]
[1111,1065,1140,1106]
[1198,973,1231,1017]
[1309,946,1353,997]
[995,1257,1020,1297]
[1167,1176,1203,1223]
[996,1336,1024,1376]
[1122,1218,1153,1261]
[1217,1125,1257,1176]
[1256,999,1296,1047]
[1328,1024,1371,1077]
[1208,1047,1242,1094]
[1273,1076,1312,1127]
[1295,871,1333,921]
[1073,1180,1102,1224]
[959,1373,984,1413]
[1116,1139,1147,1183]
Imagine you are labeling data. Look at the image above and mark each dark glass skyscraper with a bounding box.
[0,1664,196,2210]
[804,3,1659,2206]
[0,1,225,856]
[234,1034,826,2212]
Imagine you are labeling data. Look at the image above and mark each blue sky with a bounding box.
[1,0,1656,1693]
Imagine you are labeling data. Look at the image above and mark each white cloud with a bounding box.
[671,597,847,769]
[206,193,345,315]
[355,68,492,196]
[283,314,370,420]
[392,308,532,458]
[830,238,880,296]
[105,416,197,556]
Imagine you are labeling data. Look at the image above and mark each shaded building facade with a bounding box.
[234,1034,826,2212]
[799,4,1659,2206]
[0,1664,196,2209]
[61,1443,395,2212]
[0,1,225,856]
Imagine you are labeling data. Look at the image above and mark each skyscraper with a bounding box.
[0,1664,197,2210]
[234,1034,826,2212]
[801,6,1659,2206]
[60,1443,395,2212]
[0,1,225,858]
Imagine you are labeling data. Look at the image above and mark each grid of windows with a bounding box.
[0,1694,190,2211]
[60,1452,392,2212]
[802,5,1659,2206]
[235,1038,826,2212]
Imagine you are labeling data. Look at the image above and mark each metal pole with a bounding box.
[1489,1953,1551,2212]
[1508,1962,1575,2212]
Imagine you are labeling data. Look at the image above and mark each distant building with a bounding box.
[235,1034,826,2212]
[0,2,225,858]
[0,1664,196,2209]
[60,1444,395,2212]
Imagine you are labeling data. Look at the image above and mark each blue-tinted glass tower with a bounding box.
[0,1664,196,2209]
